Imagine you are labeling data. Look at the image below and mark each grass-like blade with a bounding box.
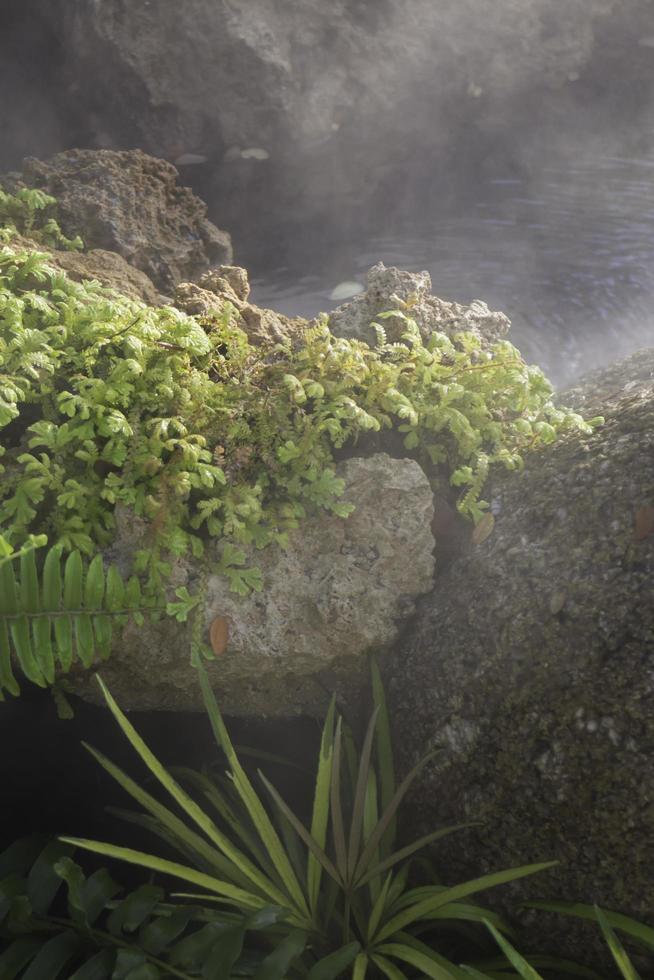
[595,906,641,980]
[370,659,396,846]
[358,824,475,887]
[82,743,253,890]
[484,919,544,980]
[348,708,379,876]
[307,941,361,980]
[308,696,336,913]
[377,862,557,941]
[329,718,347,882]
[524,902,654,951]
[197,664,310,918]
[93,676,295,910]
[58,839,266,911]
[376,942,457,980]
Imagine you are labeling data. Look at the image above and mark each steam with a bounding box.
[2,0,654,384]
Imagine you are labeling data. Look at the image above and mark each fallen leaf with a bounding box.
[634,505,654,541]
[209,616,229,655]
[472,512,495,546]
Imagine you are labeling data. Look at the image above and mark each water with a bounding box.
[249,152,654,386]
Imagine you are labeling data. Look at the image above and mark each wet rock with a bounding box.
[329,262,511,347]
[387,348,654,961]
[3,149,232,292]
[76,454,435,716]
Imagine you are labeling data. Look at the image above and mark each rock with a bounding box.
[174,265,309,347]
[50,248,163,305]
[387,349,654,961]
[0,230,162,305]
[3,150,232,292]
[329,262,511,347]
[76,454,435,716]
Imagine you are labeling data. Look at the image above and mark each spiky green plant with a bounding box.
[60,662,557,978]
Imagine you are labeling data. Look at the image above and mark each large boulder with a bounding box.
[2,150,232,292]
[75,454,435,716]
[387,348,654,960]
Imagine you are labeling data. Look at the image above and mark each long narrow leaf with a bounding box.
[197,664,310,917]
[377,862,557,941]
[348,708,379,877]
[358,824,475,887]
[308,696,336,913]
[93,677,293,909]
[371,954,409,980]
[376,942,457,980]
[595,907,641,980]
[82,743,256,891]
[259,772,340,886]
[524,902,654,951]
[484,920,545,979]
[58,839,267,911]
[370,659,396,854]
[330,718,347,882]
[353,752,438,882]
[367,872,393,942]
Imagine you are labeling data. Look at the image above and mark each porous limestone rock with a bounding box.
[78,454,436,716]
[329,262,511,347]
[0,230,162,305]
[387,348,654,962]
[174,265,309,347]
[3,150,232,292]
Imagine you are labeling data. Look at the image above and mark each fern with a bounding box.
[0,533,154,698]
[0,837,282,978]
[0,196,602,604]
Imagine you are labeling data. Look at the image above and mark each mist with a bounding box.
[2,0,654,382]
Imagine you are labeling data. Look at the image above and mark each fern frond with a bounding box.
[0,533,149,698]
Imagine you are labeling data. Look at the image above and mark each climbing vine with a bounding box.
[0,191,601,610]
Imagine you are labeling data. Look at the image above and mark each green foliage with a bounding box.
[0,187,83,251]
[0,836,287,978]
[60,662,557,978]
[0,531,153,699]
[520,901,654,978]
[0,227,601,601]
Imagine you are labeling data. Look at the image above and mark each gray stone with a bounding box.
[3,150,232,292]
[78,454,435,716]
[387,348,654,962]
[329,262,510,347]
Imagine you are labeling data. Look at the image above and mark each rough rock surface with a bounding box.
[388,349,654,960]
[1,230,162,305]
[78,454,435,716]
[4,0,653,236]
[329,262,511,347]
[2,150,232,292]
[174,266,309,347]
